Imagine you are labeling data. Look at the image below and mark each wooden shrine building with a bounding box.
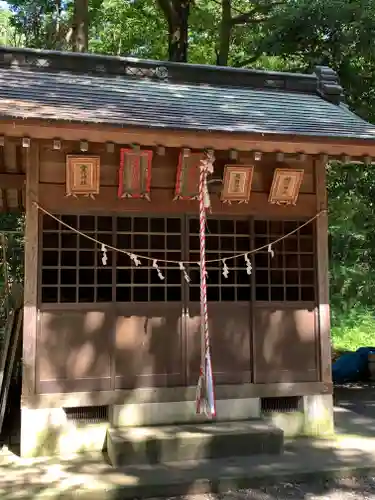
[0,46,375,458]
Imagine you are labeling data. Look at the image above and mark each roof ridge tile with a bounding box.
[0,46,324,96]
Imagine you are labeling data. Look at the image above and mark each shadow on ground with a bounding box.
[2,386,375,499]
[1,432,375,499]
[334,383,375,437]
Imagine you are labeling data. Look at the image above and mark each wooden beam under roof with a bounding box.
[1,119,375,159]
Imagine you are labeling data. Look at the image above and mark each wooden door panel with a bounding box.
[115,304,184,389]
[186,304,251,385]
[38,309,113,393]
[253,306,318,383]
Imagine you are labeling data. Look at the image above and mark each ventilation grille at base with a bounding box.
[63,405,109,423]
[261,396,302,413]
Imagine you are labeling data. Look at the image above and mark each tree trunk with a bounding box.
[51,0,65,50]
[72,0,89,52]
[169,0,190,62]
[157,0,191,62]
[217,0,232,66]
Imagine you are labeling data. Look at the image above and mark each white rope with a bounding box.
[34,201,326,265]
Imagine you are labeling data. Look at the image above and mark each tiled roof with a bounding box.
[0,47,375,140]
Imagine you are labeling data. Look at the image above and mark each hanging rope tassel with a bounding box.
[196,150,216,418]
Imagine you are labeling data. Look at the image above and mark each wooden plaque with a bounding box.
[269,168,304,206]
[66,155,100,197]
[118,148,153,201]
[221,165,254,203]
[174,150,205,200]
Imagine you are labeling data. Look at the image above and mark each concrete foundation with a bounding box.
[266,394,335,437]
[110,398,261,427]
[266,411,305,437]
[107,420,284,467]
[20,394,334,457]
[20,407,108,458]
[303,393,335,436]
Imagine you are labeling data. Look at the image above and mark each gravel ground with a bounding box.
[161,477,375,499]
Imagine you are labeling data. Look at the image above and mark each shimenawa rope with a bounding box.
[33,202,326,266]
[195,151,216,417]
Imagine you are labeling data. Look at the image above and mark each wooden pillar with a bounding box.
[22,141,40,398]
[314,159,332,386]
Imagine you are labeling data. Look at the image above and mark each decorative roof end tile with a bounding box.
[314,66,344,105]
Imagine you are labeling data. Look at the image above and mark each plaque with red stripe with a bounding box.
[118,148,153,201]
[174,150,204,200]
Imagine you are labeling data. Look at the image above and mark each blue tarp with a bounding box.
[332,346,375,384]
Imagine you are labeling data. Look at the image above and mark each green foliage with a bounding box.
[328,163,375,309]
[0,214,25,287]
[327,161,375,351]
[89,0,168,58]
[7,0,71,49]
[262,0,375,120]
[0,6,22,46]
[331,306,375,352]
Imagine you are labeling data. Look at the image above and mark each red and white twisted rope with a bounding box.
[196,151,216,418]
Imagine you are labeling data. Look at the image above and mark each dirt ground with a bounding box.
[161,476,375,499]
[162,385,375,500]
[2,384,375,499]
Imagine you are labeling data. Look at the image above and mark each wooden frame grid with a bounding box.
[40,213,316,305]
[40,214,184,304]
[187,216,252,302]
[114,215,183,302]
[253,219,315,302]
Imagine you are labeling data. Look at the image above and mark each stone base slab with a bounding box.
[107,420,284,466]
[19,394,334,457]
[4,428,375,500]
[20,407,108,458]
[265,394,335,437]
[109,398,261,427]
[303,394,335,436]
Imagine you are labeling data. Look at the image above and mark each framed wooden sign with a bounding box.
[118,148,153,201]
[221,165,254,204]
[174,150,205,200]
[269,168,304,206]
[66,155,100,198]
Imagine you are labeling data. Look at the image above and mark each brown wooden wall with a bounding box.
[0,139,27,211]
[38,140,316,216]
[37,303,318,394]
[31,139,321,395]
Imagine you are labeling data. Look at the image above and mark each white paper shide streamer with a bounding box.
[153,259,165,280]
[244,253,252,275]
[101,244,108,266]
[129,253,141,266]
[179,262,191,283]
[222,259,229,278]
[268,244,275,258]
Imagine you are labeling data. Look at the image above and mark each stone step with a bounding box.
[107,419,284,467]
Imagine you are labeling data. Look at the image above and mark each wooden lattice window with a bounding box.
[41,214,315,305]
[41,214,114,304]
[188,217,252,302]
[254,220,315,302]
[115,216,182,302]
[40,214,183,304]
